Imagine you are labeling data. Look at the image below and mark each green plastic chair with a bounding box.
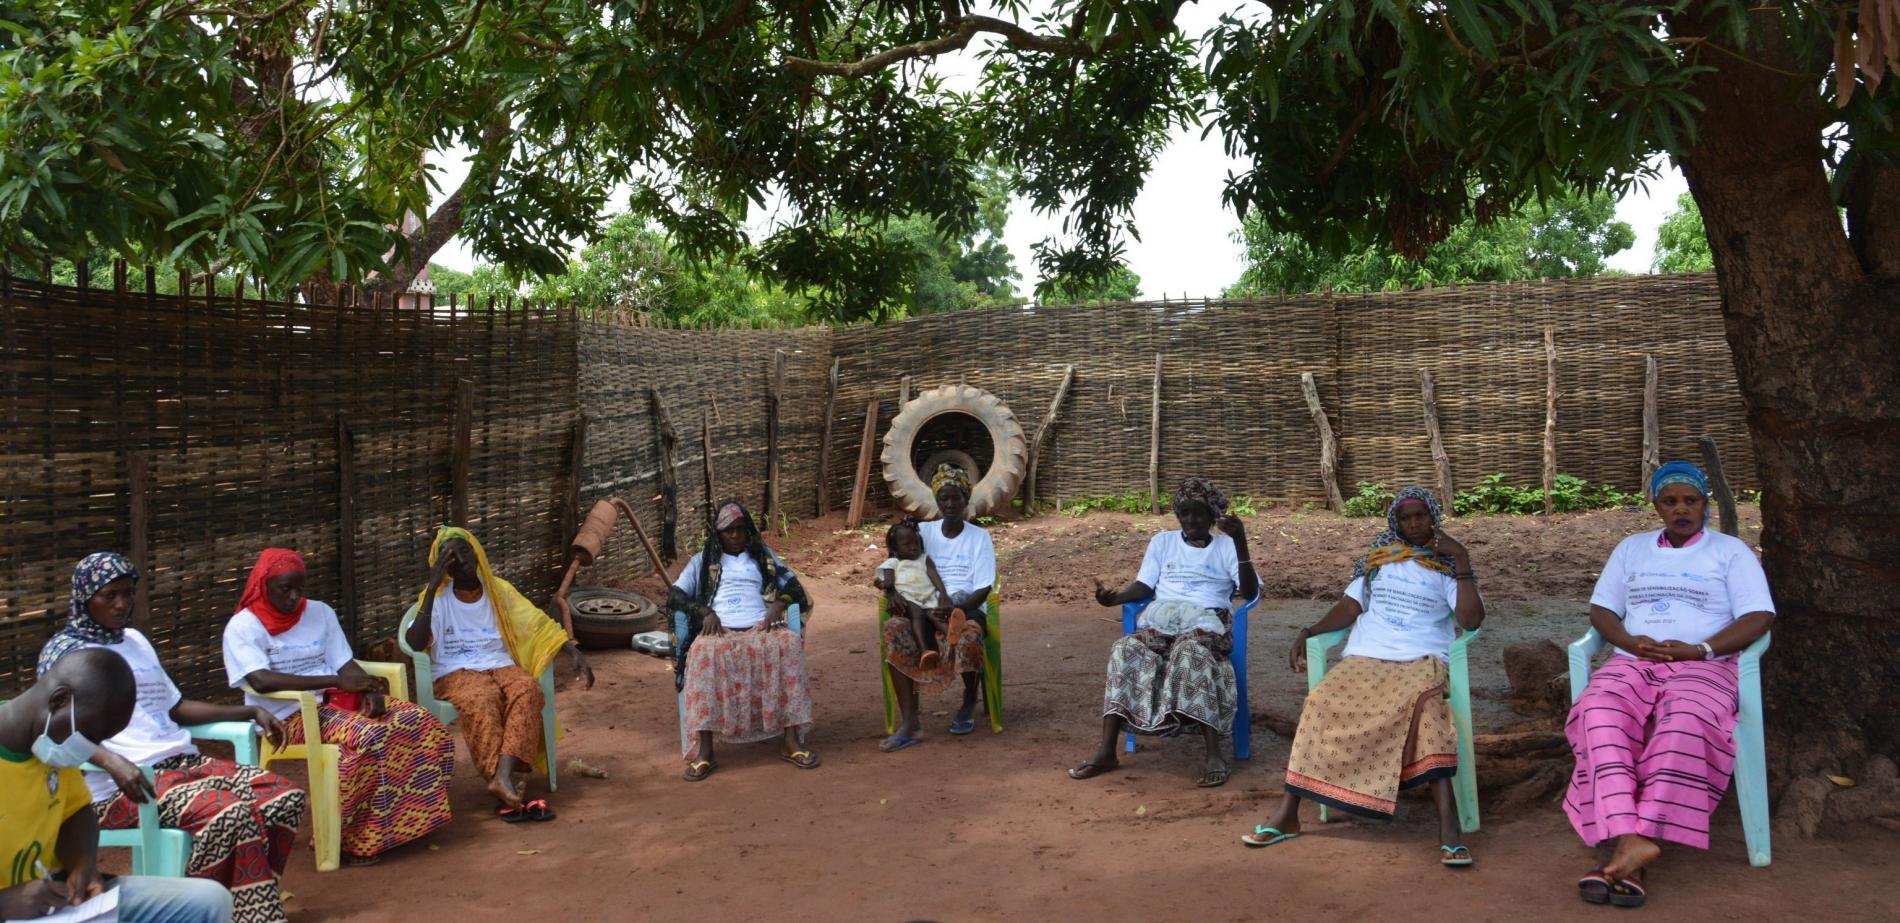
[879,588,1002,734]
[397,602,561,792]
[90,720,261,877]
[1305,627,1482,833]
[1569,627,1771,867]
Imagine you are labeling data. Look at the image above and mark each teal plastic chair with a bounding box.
[91,720,262,877]
[879,589,1002,735]
[1306,627,1482,833]
[672,606,802,754]
[398,602,562,792]
[1568,628,1771,867]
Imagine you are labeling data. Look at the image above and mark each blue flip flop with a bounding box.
[878,734,923,752]
[1240,825,1300,848]
[948,717,976,735]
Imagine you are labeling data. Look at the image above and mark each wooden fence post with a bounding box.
[649,386,680,561]
[847,399,879,528]
[452,378,473,526]
[701,407,716,519]
[335,418,358,638]
[899,374,912,408]
[127,452,151,626]
[1023,364,1075,517]
[816,358,839,517]
[1420,369,1454,511]
[765,350,784,529]
[1543,325,1557,516]
[1300,372,1346,513]
[1642,356,1660,490]
[1697,436,1739,536]
[1149,354,1162,513]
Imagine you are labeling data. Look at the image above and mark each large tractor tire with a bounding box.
[881,384,1028,518]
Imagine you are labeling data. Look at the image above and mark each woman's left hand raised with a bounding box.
[1216,513,1247,539]
[1434,529,1470,563]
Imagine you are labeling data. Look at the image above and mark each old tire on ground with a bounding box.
[566,586,662,650]
[881,385,1028,518]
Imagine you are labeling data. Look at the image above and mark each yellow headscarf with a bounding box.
[417,527,570,685]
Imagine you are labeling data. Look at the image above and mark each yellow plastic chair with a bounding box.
[245,660,408,872]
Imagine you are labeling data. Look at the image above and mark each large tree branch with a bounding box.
[371,120,515,294]
[783,13,1162,77]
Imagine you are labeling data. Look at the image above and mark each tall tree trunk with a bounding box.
[1677,11,1900,783]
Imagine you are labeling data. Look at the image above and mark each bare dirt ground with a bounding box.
[131,504,1900,922]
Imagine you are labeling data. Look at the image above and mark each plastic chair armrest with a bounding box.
[1305,628,1350,691]
[1567,627,1607,704]
[185,720,262,767]
[356,660,410,702]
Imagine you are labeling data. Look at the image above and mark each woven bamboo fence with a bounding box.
[819,274,1753,510]
[0,275,578,698]
[2,271,1749,697]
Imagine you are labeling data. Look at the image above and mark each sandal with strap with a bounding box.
[683,760,716,782]
[522,798,556,822]
[1610,872,1647,908]
[1578,868,1614,904]
[497,803,532,824]
[1240,825,1300,848]
[1440,844,1473,867]
[782,749,821,769]
[1068,761,1117,780]
[1197,766,1231,788]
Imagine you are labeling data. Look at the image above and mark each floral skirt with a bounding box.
[97,754,305,923]
[282,699,454,858]
[882,609,985,694]
[679,627,814,761]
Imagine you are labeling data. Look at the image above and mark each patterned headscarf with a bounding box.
[1352,486,1456,580]
[1649,460,1710,500]
[930,463,973,496]
[37,552,139,676]
[1172,477,1229,515]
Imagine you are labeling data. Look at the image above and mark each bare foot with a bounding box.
[1603,834,1662,880]
[488,772,523,808]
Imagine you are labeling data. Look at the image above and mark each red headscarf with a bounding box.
[237,548,308,636]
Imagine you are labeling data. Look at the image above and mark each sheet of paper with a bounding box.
[38,883,120,923]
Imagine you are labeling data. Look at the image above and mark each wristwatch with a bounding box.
[1699,642,1715,660]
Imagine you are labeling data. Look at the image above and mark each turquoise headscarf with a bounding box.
[1649,460,1710,500]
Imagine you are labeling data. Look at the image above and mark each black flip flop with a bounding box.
[522,798,556,822]
[1197,766,1231,788]
[497,803,532,824]
[1609,873,1647,908]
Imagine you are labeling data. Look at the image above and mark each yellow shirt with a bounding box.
[0,743,89,887]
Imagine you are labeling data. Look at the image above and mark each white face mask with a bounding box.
[31,700,96,769]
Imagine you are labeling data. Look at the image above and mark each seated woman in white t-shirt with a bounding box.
[667,499,819,781]
[222,547,454,865]
[1070,477,1257,788]
[406,527,593,820]
[1242,487,1484,866]
[37,552,305,923]
[879,464,997,751]
[1564,461,1774,907]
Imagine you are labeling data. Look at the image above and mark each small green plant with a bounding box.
[1343,481,1394,517]
[1062,492,1160,518]
[1227,495,1261,516]
[974,515,998,526]
[1452,473,1645,515]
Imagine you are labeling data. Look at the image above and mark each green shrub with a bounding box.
[1061,492,1160,517]
[1343,481,1394,517]
[1452,473,1643,515]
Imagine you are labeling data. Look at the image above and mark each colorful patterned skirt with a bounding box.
[1101,627,1236,736]
[882,610,985,694]
[679,626,813,761]
[96,754,305,923]
[1285,655,1458,821]
[435,665,545,778]
[282,699,454,859]
[1564,656,1740,849]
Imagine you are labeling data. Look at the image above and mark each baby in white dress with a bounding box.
[874,519,956,669]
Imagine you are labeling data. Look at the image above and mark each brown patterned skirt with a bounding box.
[1284,655,1457,821]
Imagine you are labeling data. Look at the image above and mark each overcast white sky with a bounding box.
[429,2,1689,297]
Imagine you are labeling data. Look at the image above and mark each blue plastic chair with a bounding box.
[91,720,262,877]
[672,605,803,753]
[397,603,562,792]
[1306,627,1482,832]
[1119,593,1262,759]
[1568,628,1772,867]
